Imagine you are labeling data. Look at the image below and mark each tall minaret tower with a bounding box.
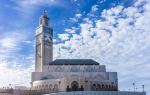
[35,11,53,72]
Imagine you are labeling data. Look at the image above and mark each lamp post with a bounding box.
[133,82,135,92]
[142,85,144,92]
[85,80,88,90]
[112,82,114,91]
[136,88,138,91]
[9,84,11,89]
[58,81,61,91]
[90,81,92,91]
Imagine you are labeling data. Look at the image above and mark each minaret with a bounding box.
[35,11,53,72]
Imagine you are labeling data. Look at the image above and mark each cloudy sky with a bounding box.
[0,0,150,94]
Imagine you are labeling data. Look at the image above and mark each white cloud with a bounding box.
[24,41,32,44]
[15,0,56,7]
[0,29,34,87]
[0,31,29,54]
[58,33,70,41]
[69,13,83,23]
[1,38,17,49]
[69,17,78,22]
[75,13,82,18]
[91,5,99,12]
[11,0,62,14]
[65,29,75,34]
[98,0,106,4]
[102,6,123,16]
[73,0,78,2]
[65,27,79,34]
[1,34,20,49]
[0,58,34,87]
[134,0,147,7]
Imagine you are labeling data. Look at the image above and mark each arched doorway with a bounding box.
[71,81,79,91]
[54,84,58,91]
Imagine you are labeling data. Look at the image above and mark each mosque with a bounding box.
[31,11,118,93]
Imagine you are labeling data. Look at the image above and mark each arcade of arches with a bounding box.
[32,81,117,93]
[66,81,117,92]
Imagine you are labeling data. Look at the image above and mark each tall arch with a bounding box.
[49,84,52,90]
[71,81,79,91]
[54,84,58,91]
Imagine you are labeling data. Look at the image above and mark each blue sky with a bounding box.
[0,0,150,94]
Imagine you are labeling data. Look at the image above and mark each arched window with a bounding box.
[39,85,41,89]
[71,81,79,91]
[49,84,52,90]
[70,67,79,72]
[54,84,58,91]
[109,85,111,89]
[102,84,104,89]
[42,85,44,89]
[97,84,101,90]
[106,85,108,88]
[93,84,96,91]
[55,67,63,72]
[85,66,93,72]
[46,84,48,89]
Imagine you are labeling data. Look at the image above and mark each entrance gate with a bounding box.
[71,81,79,91]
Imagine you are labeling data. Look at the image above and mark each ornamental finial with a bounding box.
[43,10,48,17]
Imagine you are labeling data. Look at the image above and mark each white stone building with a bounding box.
[31,11,118,93]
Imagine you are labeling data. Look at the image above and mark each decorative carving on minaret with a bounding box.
[35,11,53,72]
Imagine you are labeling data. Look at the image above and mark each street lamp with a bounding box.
[136,88,138,91]
[85,80,88,90]
[58,81,61,91]
[90,81,92,91]
[129,88,130,91]
[9,84,11,89]
[112,82,114,90]
[133,82,135,92]
[142,85,145,92]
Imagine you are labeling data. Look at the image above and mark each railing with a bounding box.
[0,88,13,93]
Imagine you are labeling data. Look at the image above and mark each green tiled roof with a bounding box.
[49,59,99,65]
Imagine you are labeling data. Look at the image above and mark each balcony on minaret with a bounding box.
[39,10,49,26]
